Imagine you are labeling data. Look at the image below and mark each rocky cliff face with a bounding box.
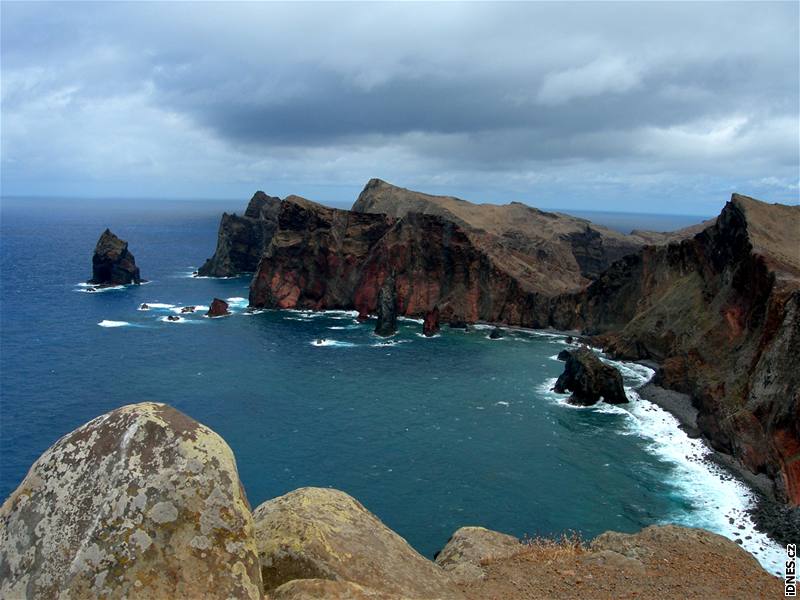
[89,228,141,285]
[563,195,800,505]
[0,404,780,599]
[198,191,281,277]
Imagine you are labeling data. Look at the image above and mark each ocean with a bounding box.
[0,197,782,573]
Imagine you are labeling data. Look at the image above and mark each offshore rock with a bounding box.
[435,526,522,583]
[374,272,398,337]
[207,298,230,318]
[89,228,141,286]
[554,347,628,405]
[198,191,281,277]
[422,306,440,337]
[488,327,504,339]
[252,487,462,598]
[0,403,261,599]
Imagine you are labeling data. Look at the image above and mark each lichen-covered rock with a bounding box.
[554,347,628,405]
[591,524,761,568]
[0,402,261,599]
[253,487,462,598]
[207,298,230,318]
[89,228,141,286]
[272,579,402,600]
[434,526,521,583]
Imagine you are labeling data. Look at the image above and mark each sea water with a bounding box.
[0,198,782,573]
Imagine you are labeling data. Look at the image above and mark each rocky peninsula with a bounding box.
[202,180,798,514]
[0,403,782,599]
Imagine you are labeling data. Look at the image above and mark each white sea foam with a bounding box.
[371,339,410,347]
[328,326,347,330]
[310,339,356,348]
[542,350,783,573]
[140,303,175,310]
[398,316,424,324]
[98,320,130,328]
[77,283,125,293]
[414,333,440,339]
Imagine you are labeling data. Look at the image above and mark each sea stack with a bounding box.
[374,273,398,337]
[207,298,230,318]
[554,347,628,405]
[88,229,141,286]
[422,306,440,337]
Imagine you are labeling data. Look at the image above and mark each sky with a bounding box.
[1,2,798,216]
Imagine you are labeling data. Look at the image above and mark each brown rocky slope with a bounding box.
[0,403,780,599]
[560,194,800,506]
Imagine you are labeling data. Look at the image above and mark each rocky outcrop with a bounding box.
[0,403,261,599]
[252,487,462,598]
[434,526,521,583]
[272,579,402,599]
[198,191,281,277]
[456,524,781,599]
[374,272,398,337]
[89,228,141,285]
[562,195,800,504]
[488,327,504,339]
[422,306,440,337]
[554,347,628,405]
[207,298,230,317]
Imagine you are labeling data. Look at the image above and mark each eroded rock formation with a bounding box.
[207,298,230,317]
[554,347,628,405]
[198,191,281,277]
[422,306,440,337]
[89,228,141,285]
[375,272,398,337]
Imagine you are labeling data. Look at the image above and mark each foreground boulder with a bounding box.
[554,347,627,405]
[89,228,141,285]
[374,273,398,337]
[253,487,461,598]
[435,526,521,583]
[0,403,261,599]
[207,298,230,317]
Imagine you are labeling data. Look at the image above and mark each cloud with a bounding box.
[537,57,642,105]
[1,1,797,213]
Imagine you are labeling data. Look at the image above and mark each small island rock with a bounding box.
[554,347,628,405]
[423,306,440,337]
[88,228,141,286]
[374,273,397,337]
[207,298,230,318]
[489,327,504,339]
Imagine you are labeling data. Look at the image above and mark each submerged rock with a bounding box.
[140,303,150,310]
[0,402,261,599]
[88,228,141,286]
[422,306,440,337]
[435,526,521,583]
[252,487,461,598]
[166,315,181,321]
[554,347,627,405]
[207,298,230,318]
[489,327,504,339]
[180,306,196,313]
[374,273,398,337]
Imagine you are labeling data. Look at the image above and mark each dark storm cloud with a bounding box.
[1,2,797,213]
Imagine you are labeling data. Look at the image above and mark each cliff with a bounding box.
[565,195,800,505]
[0,403,781,599]
[198,191,281,277]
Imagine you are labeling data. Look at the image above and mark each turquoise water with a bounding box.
[0,198,781,571]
